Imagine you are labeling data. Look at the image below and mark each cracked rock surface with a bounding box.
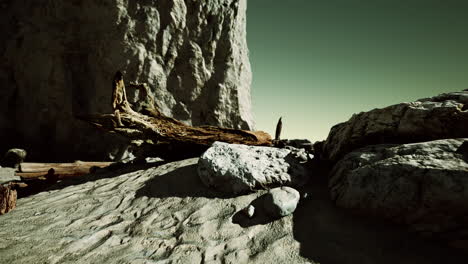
[0,0,253,160]
[263,187,300,218]
[198,142,309,194]
[321,91,468,162]
[330,138,468,245]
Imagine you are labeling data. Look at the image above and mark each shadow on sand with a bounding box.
[19,158,468,263]
[292,171,467,264]
[231,194,280,227]
[135,164,237,199]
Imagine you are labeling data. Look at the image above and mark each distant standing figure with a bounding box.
[275,117,283,141]
[112,71,129,126]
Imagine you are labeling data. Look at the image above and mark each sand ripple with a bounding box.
[0,159,306,264]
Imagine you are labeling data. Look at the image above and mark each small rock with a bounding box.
[145,157,164,163]
[263,187,300,218]
[295,150,309,163]
[2,148,27,172]
[287,139,314,152]
[242,205,255,218]
[302,192,309,199]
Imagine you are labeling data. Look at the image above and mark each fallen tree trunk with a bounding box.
[16,161,113,180]
[78,72,272,159]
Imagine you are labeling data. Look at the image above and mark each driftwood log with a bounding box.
[16,161,113,180]
[6,161,114,199]
[78,71,272,159]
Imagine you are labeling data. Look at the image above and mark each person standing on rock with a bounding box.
[275,117,282,141]
[112,71,132,126]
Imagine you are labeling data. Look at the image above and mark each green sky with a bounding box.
[246,0,468,142]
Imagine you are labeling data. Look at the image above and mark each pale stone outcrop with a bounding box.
[0,0,253,160]
[198,142,309,194]
[320,91,468,162]
[263,186,300,218]
[330,139,468,243]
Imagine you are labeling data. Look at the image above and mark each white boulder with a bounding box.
[263,187,300,218]
[198,142,309,194]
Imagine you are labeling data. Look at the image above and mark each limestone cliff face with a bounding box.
[0,0,253,160]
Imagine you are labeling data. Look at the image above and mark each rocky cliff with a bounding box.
[323,91,468,248]
[319,91,468,162]
[0,0,253,161]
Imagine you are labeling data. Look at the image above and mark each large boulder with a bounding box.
[198,142,309,194]
[0,0,253,161]
[330,139,468,244]
[321,91,468,162]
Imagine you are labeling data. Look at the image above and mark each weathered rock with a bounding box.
[263,187,300,218]
[330,139,468,243]
[2,148,26,171]
[322,91,468,162]
[0,0,253,161]
[277,139,314,153]
[0,184,17,215]
[287,147,311,163]
[0,167,20,185]
[198,142,308,194]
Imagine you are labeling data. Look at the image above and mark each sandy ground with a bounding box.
[0,158,466,264]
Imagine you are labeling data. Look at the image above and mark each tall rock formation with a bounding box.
[0,0,253,161]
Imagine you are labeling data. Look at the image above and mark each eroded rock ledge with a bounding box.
[321,91,468,249]
[319,92,468,163]
[330,139,468,245]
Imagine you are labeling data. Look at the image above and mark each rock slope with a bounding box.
[1,158,466,264]
[330,139,468,246]
[0,0,253,160]
[0,159,309,264]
